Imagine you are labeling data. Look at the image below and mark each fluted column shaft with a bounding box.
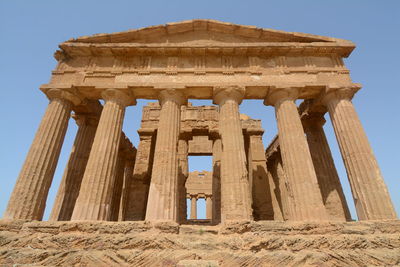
[190,196,197,219]
[265,89,328,221]
[118,152,135,221]
[206,196,213,220]
[145,90,186,221]
[4,89,78,220]
[323,89,396,220]
[214,87,252,221]
[178,139,189,223]
[211,138,222,224]
[71,89,134,221]
[49,114,98,221]
[109,147,125,221]
[302,114,351,221]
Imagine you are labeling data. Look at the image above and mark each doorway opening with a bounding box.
[186,155,212,220]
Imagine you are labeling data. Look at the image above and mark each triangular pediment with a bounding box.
[66,19,352,45]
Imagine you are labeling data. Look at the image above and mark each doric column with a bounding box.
[321,87,397,220]
[264,88,328,221]
[109,139,126,221]
[211,137,222,224]
[4,89,80,220]
[177,138,189,223]
[301,111,351,221]
[145,90,186,222]
[266,150,292,221]
[190,195,197,219]
[206,195,213,220]
[118,146,136,221]
[49,113,98,221]
[213,86,253,222]
[124,133,154,221]
[71,89,135,221]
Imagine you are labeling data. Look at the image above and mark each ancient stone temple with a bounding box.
[1,20,399,266]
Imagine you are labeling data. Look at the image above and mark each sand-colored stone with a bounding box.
[1,219,400,266]
[71,89,135,221]
[265,88,328,221]
[265,140,290,220]
[145,90,186,222]
[189,195,197,219]
[206,195,213,219]
[211,138,222,224]
[4,89,80,220]
[109,141,126,221]
[118,145,136,221]
[214,86,253,222]
[247,132,274,220]
[178,139,189,223]
[124,134,153,221]
[49,113,98,221]
[3,19,399,267]
[301,107,351,221]
[322,88,397,220]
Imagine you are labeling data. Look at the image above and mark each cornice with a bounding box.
[58,43,354,58]
[66,19,353,45]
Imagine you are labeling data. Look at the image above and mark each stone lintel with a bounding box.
[137,128,156,137]
[40,83,360,102]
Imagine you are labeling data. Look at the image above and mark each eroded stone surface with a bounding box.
[3,20,398,266]
[0,220,399,266]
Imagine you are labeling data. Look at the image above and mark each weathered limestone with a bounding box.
[178,139,189,223]
[246,131,275,220]
[301,110,351,221]
[213,86,253,222]
[4,89,80,220]
[190,195,198,219]
[322,87,397,220]
[145,90,187,222]
[211,138,222,224]
[2,220,400,266]
[109,142,126,221]
[265,142,289,221]
[5,20,398,230]
[206,195,213,219]
[265,88,328,221]
[118,146,136,221]
[49,113,98,221]
[3,20,400,267]
[71,89,135,221]
[124,134,153,221]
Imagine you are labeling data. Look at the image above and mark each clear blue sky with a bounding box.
[0,0,399,220]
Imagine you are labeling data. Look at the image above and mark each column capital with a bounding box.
[213,86,245,105]
[158,89,187,106]
[190,194,198,200]
[319,85,361,106]
[301,112,326,129]
[46,89,82,106]
[101,89,136,107]
[205,194,212,199]
[264,87,299,107]
[72,113,99,127]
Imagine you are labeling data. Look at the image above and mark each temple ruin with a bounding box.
[1,20,399,266]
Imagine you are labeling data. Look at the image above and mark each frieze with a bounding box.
[55,55,346,75]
